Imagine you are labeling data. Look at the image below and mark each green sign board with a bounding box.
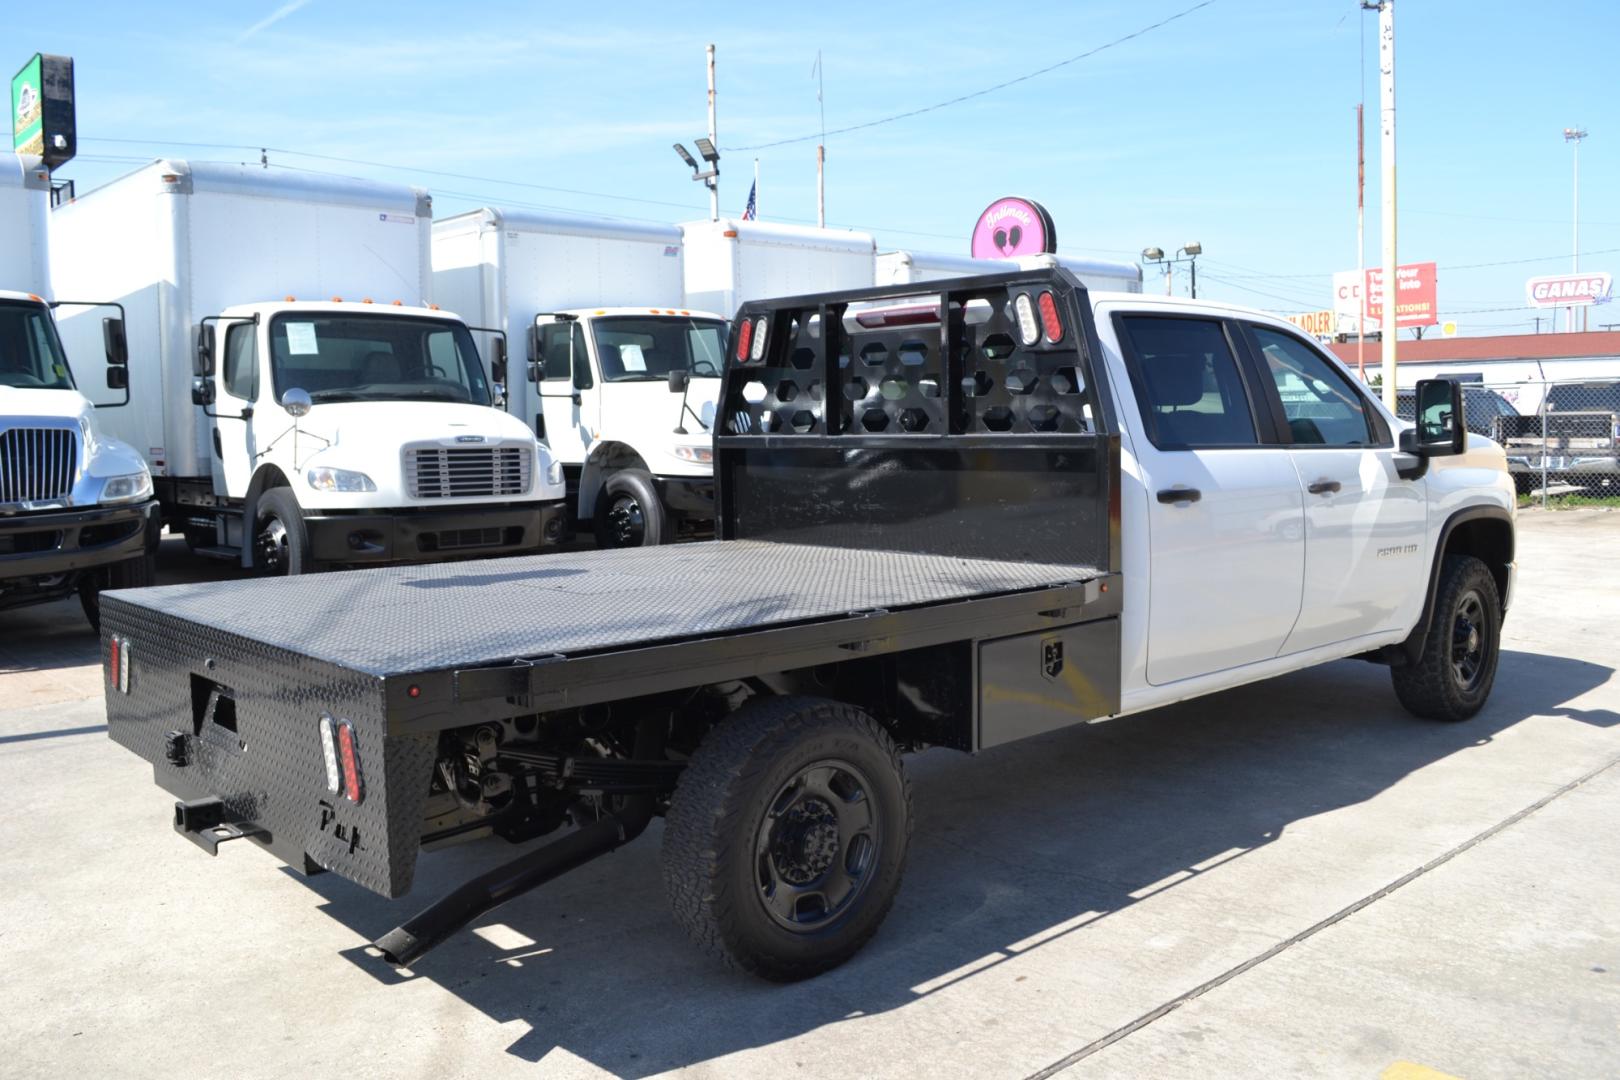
[11,53,74,170]
[11,54,43,156]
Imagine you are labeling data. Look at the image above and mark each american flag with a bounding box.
[741,181,757,221]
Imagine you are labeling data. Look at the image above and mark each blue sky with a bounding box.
[13,0,1619,334]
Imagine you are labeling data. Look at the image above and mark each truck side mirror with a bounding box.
[195,324,216,377]
[1403,378,1466,457]
[102,317,129,367]
[490,336,508,386]
[668,370,690,394]
[191,376,215,406]
[107,366,129,390]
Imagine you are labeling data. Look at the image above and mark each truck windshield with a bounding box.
[0,299,76,391]
[268,314,491,405]
[591,317,728,382]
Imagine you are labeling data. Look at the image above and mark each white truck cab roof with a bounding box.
[551,306,728,322]
[217,299,460,321]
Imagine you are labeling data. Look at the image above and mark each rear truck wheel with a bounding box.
[1392,554,1502,722]
[253,488,312,575]
[79,551,156,632]
[593,468,667,548]
[661,695,912,981]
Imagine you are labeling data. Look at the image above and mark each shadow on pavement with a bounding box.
[278,647,1615,1075]
[0,534,234,675]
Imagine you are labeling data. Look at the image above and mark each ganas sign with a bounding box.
[1525,272,1612,308]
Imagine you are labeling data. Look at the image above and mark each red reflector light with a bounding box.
[735,317,754,361]
[854,304,940,329]
[1037,291,1064,343]
[108,637,120,687]
[337,722,363,804]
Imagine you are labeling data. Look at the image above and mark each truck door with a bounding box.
[1111,313,1306,686]
[534,318,595,469]
[212,319,262,499]
[1240,323,1427,652]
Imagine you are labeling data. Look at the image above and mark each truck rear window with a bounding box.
[1118,316,1257,448]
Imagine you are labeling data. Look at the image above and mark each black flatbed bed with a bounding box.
[115,540,1102,677]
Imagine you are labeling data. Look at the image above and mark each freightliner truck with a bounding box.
[99,269,1515,978]
[51,161,566,574]
[1,152,158,628]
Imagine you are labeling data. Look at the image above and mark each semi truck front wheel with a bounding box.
[661,695,912,981]
[594,469,666,548]
[79,552,156,631]
[253,488,312,575]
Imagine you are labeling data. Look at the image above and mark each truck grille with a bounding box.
[405,445,530,499]
[0,426,78,504]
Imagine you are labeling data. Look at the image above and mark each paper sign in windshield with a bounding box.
[285,322,319,355]
[618,343,647,372]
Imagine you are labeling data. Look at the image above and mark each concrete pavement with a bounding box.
[1,511,1616,1079]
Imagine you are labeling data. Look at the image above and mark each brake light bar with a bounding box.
[853,304,939,329]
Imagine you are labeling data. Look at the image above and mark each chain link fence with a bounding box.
[1395,378,1620,507]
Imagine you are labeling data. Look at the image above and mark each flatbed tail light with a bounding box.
[108,636,131,693]
[1014,293,1040,346]
[336,721,364,804]
[318,715,342,795]
[735,317,754,361]
[1037,290,1064,343]
[750,317,768,361]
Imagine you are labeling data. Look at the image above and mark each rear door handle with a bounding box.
[1307,479,1342,495]
[1156,486,1201,505]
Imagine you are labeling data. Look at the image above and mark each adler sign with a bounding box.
[1525,272,1612,307]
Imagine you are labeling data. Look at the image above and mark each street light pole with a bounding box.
[1374,0,1397,410]
[1565,126,1587,332]
[1141,246,1203,298]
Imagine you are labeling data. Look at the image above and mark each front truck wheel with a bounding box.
[661,696,912,981]
[1392,554,1502,721]
[253,488,313,575]
[594,469,667,548]
[79,551,156,632]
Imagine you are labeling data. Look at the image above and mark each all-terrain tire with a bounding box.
[661,695,912,981]
[79,551,157,632]
[1392,554,1502,721]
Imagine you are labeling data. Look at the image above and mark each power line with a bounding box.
[724,0,1219,151]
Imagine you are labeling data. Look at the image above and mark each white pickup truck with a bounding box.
[102,269,1513,977]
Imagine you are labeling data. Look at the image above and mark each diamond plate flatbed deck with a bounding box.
[109,540,1100,677]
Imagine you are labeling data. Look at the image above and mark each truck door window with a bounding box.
[1249,327,1374,446]
[538,322,590,389]
[222,323,259,401]
[1118,316,1257,448]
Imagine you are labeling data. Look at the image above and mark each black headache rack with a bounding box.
[99,267,1123,964]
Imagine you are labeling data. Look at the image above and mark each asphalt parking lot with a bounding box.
[2,515,1617,1080]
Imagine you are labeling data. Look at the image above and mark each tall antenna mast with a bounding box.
[706,44,719,222]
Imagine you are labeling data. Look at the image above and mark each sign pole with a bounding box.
[706,44,719,222]
[1377,0,1397,408]
[1357,102,1366,381]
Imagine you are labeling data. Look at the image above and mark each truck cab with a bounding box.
[529,306,728,546]
[190,299,566,572]
[0,289,158,626]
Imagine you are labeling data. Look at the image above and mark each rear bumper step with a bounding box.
[173,796,267,855]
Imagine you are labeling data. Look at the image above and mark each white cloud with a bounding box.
[237,0,317,44]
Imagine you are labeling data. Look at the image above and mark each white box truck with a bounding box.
[2,152,158,628]
[433,208,729,546]
[50,161,565,575]
[876,248,1143,292]
[681,218,877,318]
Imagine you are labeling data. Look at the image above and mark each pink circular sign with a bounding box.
[970,197,1057,259]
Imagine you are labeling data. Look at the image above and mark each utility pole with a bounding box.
[1370,0,1397,409]
[1565,126,1587,332]
[706,44,719,222]
[813,49,826,229]
[1356,102,1366,381]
